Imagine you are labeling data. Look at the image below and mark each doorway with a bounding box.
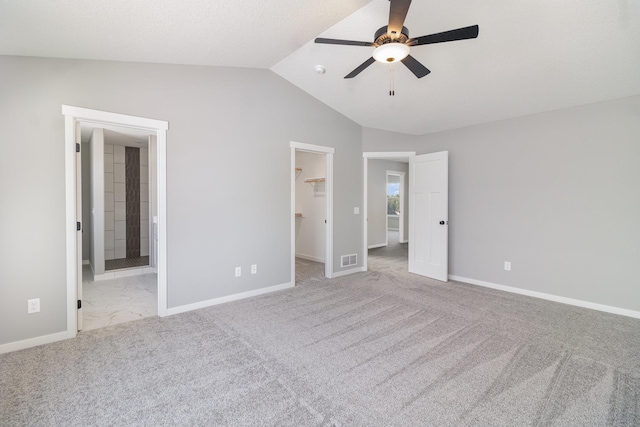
[386,170,405,246]
[80,125,157,330]
[63,105,169,339]
[290,141,334,285]
[363,151,449,281]
[363,153,413,272]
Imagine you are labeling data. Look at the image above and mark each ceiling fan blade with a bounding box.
[344,57,376,79]
[388,0,412,36]
[315,38,374,47]
[409,25,479,46]
[401,55,431,78]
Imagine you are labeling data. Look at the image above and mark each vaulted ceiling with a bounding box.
[2,0,639,135]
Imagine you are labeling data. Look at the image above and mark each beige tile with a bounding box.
[105,231,115,250]
[140,165,148,184]
[104,249,114,260]
[115,239,126,258]
[141,202,149,219]
[105,211,115,231]
[140,184,149,202]
[140,148,148,166]
[115,202,126,221]
[104,143,113,154]
[140,220,149,238]
[114,145,125,164]
[141,238,149,256]
[104,192,114,212]
[114,164,125,183]
[104,153,113,173]
[104,173,114,192]
[115,220,126,240]
[114,183,126,202]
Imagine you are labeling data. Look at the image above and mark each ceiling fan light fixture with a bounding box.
[373,42,410,64]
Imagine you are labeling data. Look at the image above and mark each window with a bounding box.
[387,181,400,215]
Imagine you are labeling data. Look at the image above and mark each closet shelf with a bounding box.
[295,213,303,218]
[295,167,302,172]
[304,177,325,183]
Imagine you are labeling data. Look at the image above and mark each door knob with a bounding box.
[439,221,445,225]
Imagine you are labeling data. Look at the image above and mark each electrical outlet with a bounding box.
[251,264,257,275]
[504,261,511,271]
[235,267,241,277]
[28,298,40,314]
[354,207,360,215]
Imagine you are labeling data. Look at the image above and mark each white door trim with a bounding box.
[291,141,335,283]
[362,152,415,272]
[62,105,169,339]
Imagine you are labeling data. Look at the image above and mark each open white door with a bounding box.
[408,151,448,281]
[75,121,83,330]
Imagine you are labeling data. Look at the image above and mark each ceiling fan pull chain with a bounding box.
[389,66,395,96]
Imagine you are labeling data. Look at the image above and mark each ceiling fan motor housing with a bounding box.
[374,26,409,45]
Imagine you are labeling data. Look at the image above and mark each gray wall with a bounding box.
[362,95,640,312]
[367,160,409,246]
[0,55,362,346]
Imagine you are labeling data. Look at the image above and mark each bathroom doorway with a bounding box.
[63,105,169,337]
[80,124,157,330]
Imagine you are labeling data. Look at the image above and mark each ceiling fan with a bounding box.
[315,0,479,79]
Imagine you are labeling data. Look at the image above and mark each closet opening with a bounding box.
[290,141,335,285]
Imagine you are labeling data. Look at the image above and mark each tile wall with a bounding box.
[104,144,115,260]
[114,145,127,259]
[104,143,149,260]
[140,147,149,256]
[125,147,140,258]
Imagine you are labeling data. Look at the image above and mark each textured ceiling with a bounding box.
[2,0,640,135]
[0,0,370,68]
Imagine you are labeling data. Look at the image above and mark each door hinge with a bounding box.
[76,143,80,153]
[77,221,81,231]
[77,300,82,309]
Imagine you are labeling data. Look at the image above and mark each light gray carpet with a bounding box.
[1,243,639,426]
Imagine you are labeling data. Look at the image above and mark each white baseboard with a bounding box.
[93,267,156,281]
[0,331,69,354]
[93,272,114,281]
[449,275,640,320]
[367,243,387,249]
[82,259,90,265]
[166,282,294,316]
[332,266,366,278]
[295,253,325,263]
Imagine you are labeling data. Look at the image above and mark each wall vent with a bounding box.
[341,253,357,268]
